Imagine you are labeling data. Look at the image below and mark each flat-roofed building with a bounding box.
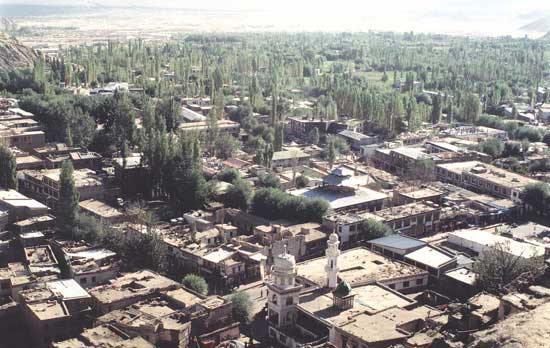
[404,245,457,278]
[19,279,93,347]
[12,214,55,233]
[337,130,378,150]
[53,240,120,288]
[291,186,387,213]
[24,244,61,278]
[20,168,105,206]
[435,161,540,204]
[363,201,442,237]
[52,324,155,348]
[367,234,427,259]
[44,151,102,170]
[448,229,546,260]
[89,270,181,314]
[297,247,429,292]
[79,199,125,224]
[178,119,240,137]
[271,149,311,168]
[0,127,45,151]
[0,189,49,229]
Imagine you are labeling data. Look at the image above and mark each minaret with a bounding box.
[266,244,302,331]
[325,231,340,289]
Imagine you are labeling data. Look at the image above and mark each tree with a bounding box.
[230,291,252,324]
[431,93,442,124]
[327,140,336,169]
[516,126,542,142]
[216,167,241,184]
[182,274,208,295]
[251,188,329,222]
[481,138,504,159]
[56,160,80,237]
[307,127,320,146]
[215,134,240,160]
[502,141,522,158]
[406,158,435,180]
[257,172,281,189]
[361,218,394,240]
[523,183,550,216]
[222,179,252,210]
[542,133,550,146]
[463,94,481,123]
[473,242,545,294]
[0,142,17,189]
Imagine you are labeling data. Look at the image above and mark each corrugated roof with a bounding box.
[369,234,426,251]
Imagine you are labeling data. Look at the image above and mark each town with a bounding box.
[0,25,550,348]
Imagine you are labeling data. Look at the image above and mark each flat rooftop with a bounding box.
[290,187,387,211]
[0,189,48,210]
[366,202,439,221]
[79,199,124,219]
[405,246,456,269]
[24,245,58,266]
[27,300,69,321]
[338,307,422,344]
[297,247,426,287]
[448,229,545,258]
[297,283,415,327]
[369,234,427,251]
[398,188,444,200]
[437,161,539,188]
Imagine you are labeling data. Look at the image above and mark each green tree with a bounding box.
[0,142,17,189]
[215,134,240,160]
[257,172,281,189]
[481,138,504,159]
[307,127,320,146]
[216,167,241,184]
[361,218,394,240]
[182,274,208,295]
[523,183,550,216]
[229,291,253,324]
[56,160,80,237]
[463,94,481,124]
[430,93,442,124]
[327,140,336,169]
[222,179,252,210]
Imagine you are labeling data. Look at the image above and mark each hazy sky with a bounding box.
[1,0,548,14]
[2,0,550,36]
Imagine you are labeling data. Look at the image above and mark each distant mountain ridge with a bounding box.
[0,34,37,71]
[520,16,550,32]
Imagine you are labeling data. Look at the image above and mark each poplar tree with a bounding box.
[57,160,80,237]
[0,143,17,189]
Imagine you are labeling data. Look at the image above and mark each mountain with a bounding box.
[540,31,550,41]
[520,16,550,32]
[0,34,38,71]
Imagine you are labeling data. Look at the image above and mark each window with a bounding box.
[80,278,87,284]
[416,278,423,285]
[403,281,410,288]
[388,283,395,289]
[286,297,293,305]
[92,276,96,282]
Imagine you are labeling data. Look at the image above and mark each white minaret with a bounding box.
[325,231,340,289]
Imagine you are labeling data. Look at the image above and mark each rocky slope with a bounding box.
[0,34,38,71]
[468,301,550,348]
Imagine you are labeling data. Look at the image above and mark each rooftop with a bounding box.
[366,201,439,222]
[448,229,546,258]
[0,189,49,210]
[297,247,427,287]
[297,283,415,327]
[404,245,456,269]
[369,234,427,251]
[290,187,387,211]
[79,199,124,219]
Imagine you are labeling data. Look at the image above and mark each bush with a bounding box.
[516,126,542,142]
[251,188,330,222]
[182,274,208,295]
[229,291,252,324]
[295,175,309,189]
